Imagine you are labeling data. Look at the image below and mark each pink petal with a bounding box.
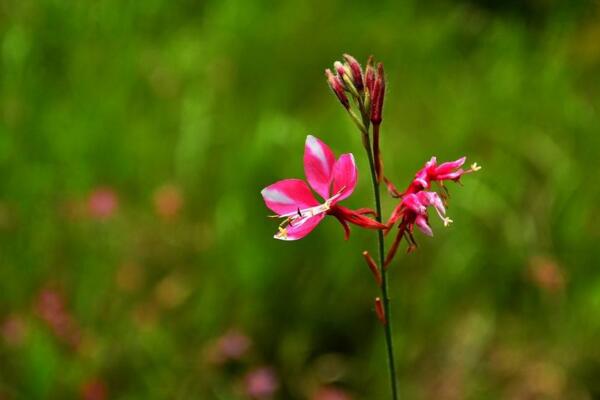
[331,154,357,203]
[415,215,433,236]
[304,135,336,199]
[436,169,465,181]
[402,193,426,214]
[418,191,445,215]
[275,214,325,241]
[424,156,437,171]
[261,179,318,215]
[435,157,466,175]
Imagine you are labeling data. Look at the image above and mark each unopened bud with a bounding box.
[364,56,375,95]
[334,61,359,98]
[362,251,382,287]
[370,63,385,125]
[325,69,349,109]
[343,54,363,92]
[374,297,386,325]
[333,61,347,79]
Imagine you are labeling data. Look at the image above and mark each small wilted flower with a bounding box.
[261,135,385,241]
[1,314,27,347]
[362,250,381,286]
[312,386,353,400]
[244,367,279,399]
[35,287,81,349]
[80,378,107,400]
[374,297,386,325]
[528,256,565,293]
[153,184,183,220]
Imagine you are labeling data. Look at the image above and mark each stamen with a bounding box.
[279,217,291,228]
[470,162,481,172]
[276,226,288,239]
[443,217,453,227]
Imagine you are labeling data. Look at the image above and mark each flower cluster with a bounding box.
[261,53,480,317]
[384,156,481,265]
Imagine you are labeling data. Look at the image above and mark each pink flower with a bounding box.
[312,386,353,400]
[397,156,480,196]
[388,191,450,237]
[244,367,279,399]
[207,329,251,364]
[384,156,480,264]
[153,184,183,220]
[80,378,107,400]
[262,135,385,241]
[1,314,27,347]
[87,187,118,219]
[35,287,81,349]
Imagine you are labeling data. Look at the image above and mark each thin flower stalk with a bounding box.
[327,54,400,400]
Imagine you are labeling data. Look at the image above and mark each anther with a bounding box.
[277,226,288,239]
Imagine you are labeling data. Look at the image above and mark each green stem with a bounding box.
[364,139,399,400]
[352,93,399,399]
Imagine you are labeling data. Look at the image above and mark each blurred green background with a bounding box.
[1,0,600,398]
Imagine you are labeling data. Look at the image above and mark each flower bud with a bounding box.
[370,63,385,125]
[374,297,386,325]
[333,61,347,80]
[325,69,349,109]
[364,56,375,95]
[343,54,363,92]
[362,250,381,286]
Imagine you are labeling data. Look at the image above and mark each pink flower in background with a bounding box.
[207,329,252,364]
[244,367,279,399]
[528,256,565,293]
[153,184,183,220]
[217,330,251,360]
[80,378,107,400]
[1,314,27,347]
[262,135,385,241]
[87,187,118,219]
[312,386,353,400]
[35,287,81,348]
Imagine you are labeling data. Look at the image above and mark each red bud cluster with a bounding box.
[325,54,385,121]
[325,54,386,182]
